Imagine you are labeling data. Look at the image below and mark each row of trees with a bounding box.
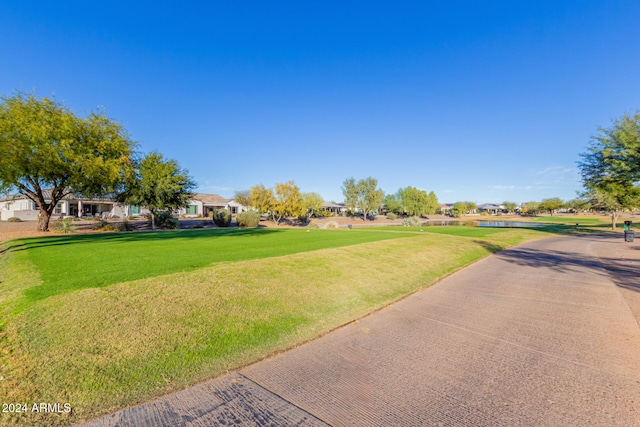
[447,198,592,217]
[232,177,440,225]
[0,93,196,231]
[521,198,590,216]
[232,182,328,225]
[343,178,439,221]
[11,94,635,232]
[382,186,439,217]
[243,182,308,225]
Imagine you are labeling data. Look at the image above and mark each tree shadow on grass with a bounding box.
[472,240,505,254]
[3,227,283,253]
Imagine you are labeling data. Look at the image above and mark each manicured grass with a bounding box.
[1,226,556,426]
[369,225,554,238]
[529,216,606,224]
[398,226,512,238]
[9,228,419,305]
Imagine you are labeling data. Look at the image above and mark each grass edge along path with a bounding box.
[1,227,556,426]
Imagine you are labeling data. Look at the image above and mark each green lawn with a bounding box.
[0,226,558,426]
[9,227,419,304]
[373,225,514,238]
[528,215,606,224]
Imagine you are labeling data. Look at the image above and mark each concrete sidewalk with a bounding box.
[81,233,640,426]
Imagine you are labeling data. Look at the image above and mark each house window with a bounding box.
[54,202,63,215]
[130,205,140,215]
[187,205,197,215]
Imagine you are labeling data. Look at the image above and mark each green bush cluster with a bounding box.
[402,216,422,227]
[56,218,77,233]
[237,211,260,228]
[213,209,232,227]
[7,217,22,222]
[386,212,397,220]
[154,211,179,229]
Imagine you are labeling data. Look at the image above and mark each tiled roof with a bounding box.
[322,202,344,208]
[193,193,230,205]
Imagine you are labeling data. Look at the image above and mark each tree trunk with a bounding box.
[150,211,156,230]
[611,211,620,230]
[38,209,51,232]
[271,211,280,225]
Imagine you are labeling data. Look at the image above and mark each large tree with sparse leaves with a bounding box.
[271,181,306,225]
[578,111,640,229]
[0,92,135,231]
[118,152,196,230]
[539,197,564,216]
[342,177,384,221]
[302,192,324,217]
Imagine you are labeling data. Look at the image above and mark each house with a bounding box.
[179,194,251,218]
[320,202,346,216]
[439,203,453,215]
[1,190,128,221]
[477,203,504,215]
[0,190,252,221]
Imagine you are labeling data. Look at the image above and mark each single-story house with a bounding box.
[320,202,347,216]
[1,191,250,221]
[179,194,251,218]
[439,203,454,215]
[477,203,504,215]
[1,190,128,221]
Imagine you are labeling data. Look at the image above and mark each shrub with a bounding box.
[92,220,109,230]
[298,215,310,224]
[154,211,179,229]
[386,212,397,220]
[56,218,76,234]
[7,217,22,222]
[213,209,232,227]
[402,216,422,227]
[117,220,134,232]
[325,221,339,229]
[93,220,116,231]
[305,222,321,229]
[480,211,489,216]
[237,211,260,228]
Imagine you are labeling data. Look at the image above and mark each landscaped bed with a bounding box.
[1,226,567,426]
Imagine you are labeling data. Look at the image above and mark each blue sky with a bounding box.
[1,1,639,204]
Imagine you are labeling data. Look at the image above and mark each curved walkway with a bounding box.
[80,233,640,427]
